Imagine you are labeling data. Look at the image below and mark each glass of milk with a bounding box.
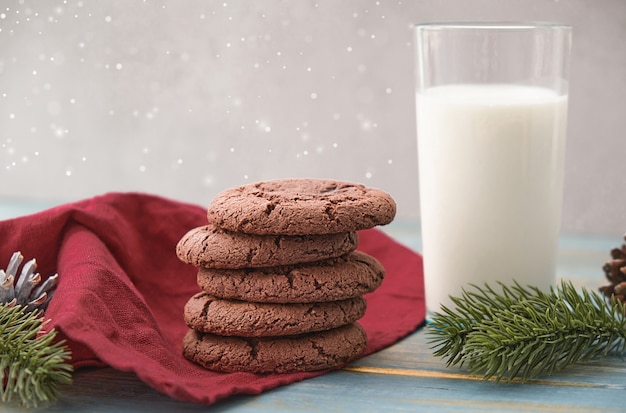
[414,22,572,317]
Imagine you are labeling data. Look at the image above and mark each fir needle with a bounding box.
[427,280,626,383]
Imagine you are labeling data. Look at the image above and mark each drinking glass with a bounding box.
[414,22,572,316]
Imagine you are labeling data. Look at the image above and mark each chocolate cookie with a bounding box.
[182,322,367,373]
[206,178,396,235]
[184,292,366,337]
[196,251,385,303]
[176,224,358,269]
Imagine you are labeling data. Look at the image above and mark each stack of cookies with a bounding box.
[177,178,396,373]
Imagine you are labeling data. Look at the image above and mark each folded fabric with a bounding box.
[0,192,425,404]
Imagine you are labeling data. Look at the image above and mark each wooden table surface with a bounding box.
[0,199,624,412]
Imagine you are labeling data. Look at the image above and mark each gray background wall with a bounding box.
[0,0,624,235]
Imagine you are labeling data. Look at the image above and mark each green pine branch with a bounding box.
[0,303,73,407]
[427,280,626,382]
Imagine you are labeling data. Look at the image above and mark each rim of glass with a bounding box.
[414,21,571,30]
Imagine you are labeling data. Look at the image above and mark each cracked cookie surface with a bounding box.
[184,292,366,336]
[176,224,358,269]
[182,322,367,373]
[206,178,396,235]
[196,251,385,303]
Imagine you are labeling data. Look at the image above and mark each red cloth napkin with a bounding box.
[0,192,425,404]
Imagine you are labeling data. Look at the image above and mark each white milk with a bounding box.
[417,84,568,314]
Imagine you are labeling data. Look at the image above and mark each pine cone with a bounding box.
[600,235,626,303]
[0,251,58,315]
